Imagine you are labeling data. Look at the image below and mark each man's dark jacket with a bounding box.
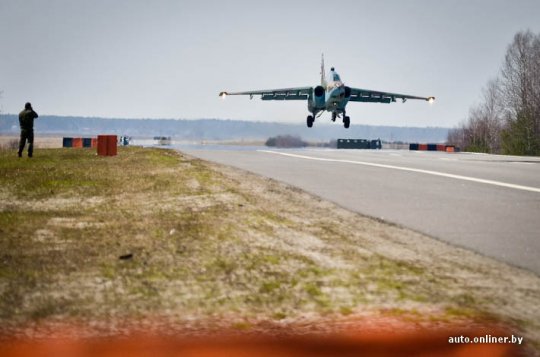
[19,109,39,130]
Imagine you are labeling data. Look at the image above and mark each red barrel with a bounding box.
[97,135,117,156]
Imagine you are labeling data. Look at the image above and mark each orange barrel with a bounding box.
[72,138,83,148]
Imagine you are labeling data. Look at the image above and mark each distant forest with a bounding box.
[0,115,449,143]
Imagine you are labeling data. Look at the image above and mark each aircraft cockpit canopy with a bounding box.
[327,68,343,88]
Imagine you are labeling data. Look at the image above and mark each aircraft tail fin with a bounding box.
[320,53,326,86]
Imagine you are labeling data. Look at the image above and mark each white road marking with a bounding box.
[258,150,540,194]
[509,161,534,165]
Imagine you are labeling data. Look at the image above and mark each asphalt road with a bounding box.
[180,147,540,275]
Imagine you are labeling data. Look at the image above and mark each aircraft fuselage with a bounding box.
[325,86,347,112]
[309,67,350,120]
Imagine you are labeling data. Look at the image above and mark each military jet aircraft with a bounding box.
[219,55,434,128]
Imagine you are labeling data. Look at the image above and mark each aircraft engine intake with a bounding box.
[312,85,325,109]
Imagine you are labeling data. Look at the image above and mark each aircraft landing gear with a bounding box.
[307,115,314,128]
[343,116,350,129]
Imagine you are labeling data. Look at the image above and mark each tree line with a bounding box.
[447,30,540,156]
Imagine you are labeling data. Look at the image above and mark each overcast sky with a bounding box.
[1,0,539,127]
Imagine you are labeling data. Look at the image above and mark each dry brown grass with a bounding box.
[0,135,63,150]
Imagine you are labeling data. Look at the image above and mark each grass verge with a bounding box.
[0,147,539,352]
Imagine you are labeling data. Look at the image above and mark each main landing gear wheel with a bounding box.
[307,115,314,128]
[343,116,350,129]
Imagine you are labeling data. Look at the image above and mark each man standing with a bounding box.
[18,102,39,158]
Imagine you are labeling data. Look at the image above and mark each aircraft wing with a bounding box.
[219,87,312,101]
[348,87,435,104]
